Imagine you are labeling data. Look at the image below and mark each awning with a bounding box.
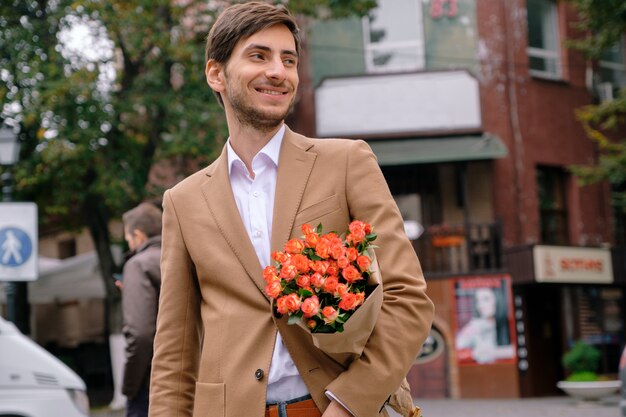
[0,252,105,304]
[367,134,508,166]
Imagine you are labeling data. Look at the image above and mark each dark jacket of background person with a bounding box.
[122,235,162,399]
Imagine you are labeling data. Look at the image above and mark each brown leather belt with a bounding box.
[265,398,321,417]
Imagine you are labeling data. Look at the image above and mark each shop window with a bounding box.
[362,0,425,73]
[597,37,626,102]
[527,0,562,79]
[537,166,568,245]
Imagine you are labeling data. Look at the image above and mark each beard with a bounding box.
[224,73,297,132]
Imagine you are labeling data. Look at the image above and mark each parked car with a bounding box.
[0,315,89,417]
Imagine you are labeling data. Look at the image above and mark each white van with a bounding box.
[0,315,90,417]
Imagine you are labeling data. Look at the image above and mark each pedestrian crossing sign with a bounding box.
[0,202,38,281]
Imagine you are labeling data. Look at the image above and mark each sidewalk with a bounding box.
[91,395,622,417]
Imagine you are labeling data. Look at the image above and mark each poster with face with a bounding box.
[452,275,516,366]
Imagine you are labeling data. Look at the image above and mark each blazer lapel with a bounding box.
[271,127,317,254]
[200,147,266,296]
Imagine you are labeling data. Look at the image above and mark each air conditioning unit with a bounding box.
[597,82,614,103]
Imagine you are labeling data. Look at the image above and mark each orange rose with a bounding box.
[305,232,319,249]
[322,275,339,293]
[301,223,315,235]
[307,319,317,330]
[326,261,339,277]
[276,296,289,315]
[322,306,339,324]
[265,280,282,299]
[342,265,363,284]
[284,293,301,313]
[301,295,320,318]
[356,255,371,272]
[356,291,365,307]
[272,251,289,264]
[339,293,360,311]
[329,241,345,260]
[263,266,279,283]
[335,283,349,297]
[349,220,369,236]
[315,237,331,259]
[337,256,350,269]
[346,247,358,262]
[296,274,311,288]
[291,254,311,274]
[310,272,325,289]
[284,238,305,254]
[280,265,298,281]
[311,260,329,275]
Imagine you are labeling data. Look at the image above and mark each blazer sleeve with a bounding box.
[149,190,202,417]
[325,140,435,416]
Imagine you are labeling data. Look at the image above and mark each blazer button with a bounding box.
[255,369,264,381]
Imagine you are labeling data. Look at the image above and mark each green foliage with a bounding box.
[0,0,223,232]
[565,371,598,382]
[562,340,601,375]
[566,0,626,207]
[566,0,626,59]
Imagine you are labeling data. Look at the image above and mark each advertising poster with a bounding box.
[452,275,516,366]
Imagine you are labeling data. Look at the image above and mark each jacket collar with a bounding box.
[200,126,316,298]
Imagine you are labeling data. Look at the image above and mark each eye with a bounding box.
[250,52,265,61]
[283,57,297,66]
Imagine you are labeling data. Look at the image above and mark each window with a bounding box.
[537,166,568,245]
[527,0,561,79]
[362,0,424,73]
[597,37,626,102]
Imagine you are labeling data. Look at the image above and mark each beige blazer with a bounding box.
[149,127,434,417]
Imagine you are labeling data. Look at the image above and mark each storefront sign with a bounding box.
[533,245,613,284]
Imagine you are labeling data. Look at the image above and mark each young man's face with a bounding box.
[210,24,299,131]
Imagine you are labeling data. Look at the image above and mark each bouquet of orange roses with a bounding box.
[263,220,383,365]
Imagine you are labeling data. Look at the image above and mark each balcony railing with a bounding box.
[413,221,503,277]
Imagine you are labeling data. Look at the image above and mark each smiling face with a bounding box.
[207,24,299,133]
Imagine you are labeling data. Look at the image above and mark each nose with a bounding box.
[265,57,287,81]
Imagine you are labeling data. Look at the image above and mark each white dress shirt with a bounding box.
[226,124,309,402]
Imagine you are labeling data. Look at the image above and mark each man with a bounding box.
[149,3,434,417]
[120,202,162,417]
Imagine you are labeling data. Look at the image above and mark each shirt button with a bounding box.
[254,230,262,237]
[252,191,260,197]
[255,369,264,380]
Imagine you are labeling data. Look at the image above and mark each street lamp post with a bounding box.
[0,126,28,334]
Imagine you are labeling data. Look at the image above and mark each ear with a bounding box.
[206,59,225,93]
[133,229,148,245]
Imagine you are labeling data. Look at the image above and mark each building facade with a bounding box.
[294,0,626,398]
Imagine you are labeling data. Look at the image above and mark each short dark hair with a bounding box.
[122,202,162,238]
[205,1,300,105]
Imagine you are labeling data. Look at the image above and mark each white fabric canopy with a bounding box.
[0,252,105,303]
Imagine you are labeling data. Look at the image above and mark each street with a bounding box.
[92,395,622,417]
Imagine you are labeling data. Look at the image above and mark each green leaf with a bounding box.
[288,314,302,325]
[299,288,313,297]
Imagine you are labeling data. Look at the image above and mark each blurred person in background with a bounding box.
[120,202,162,417]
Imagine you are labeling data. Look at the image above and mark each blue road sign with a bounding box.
[0,226,32,268]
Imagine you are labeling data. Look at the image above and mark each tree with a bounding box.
[566,1,626,217]
[0,0,378,334]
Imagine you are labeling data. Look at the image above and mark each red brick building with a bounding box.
[293,0,625,398]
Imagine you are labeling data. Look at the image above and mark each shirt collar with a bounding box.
[227,124,285,175]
